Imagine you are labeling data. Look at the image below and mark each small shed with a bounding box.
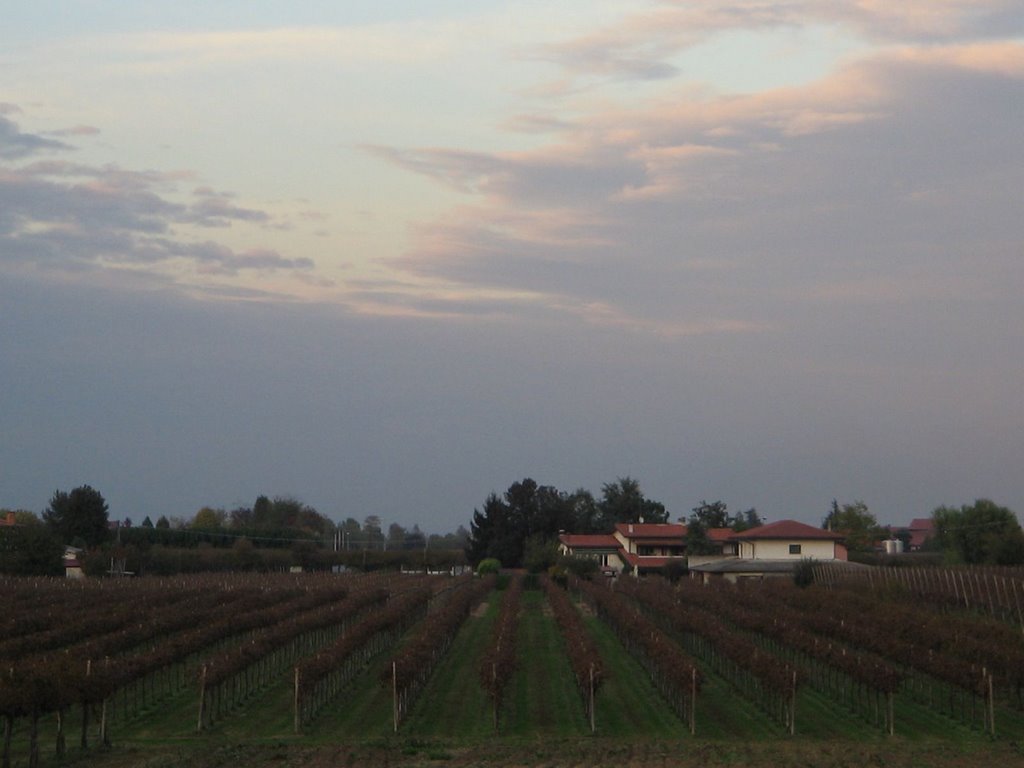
[63,546,85,579]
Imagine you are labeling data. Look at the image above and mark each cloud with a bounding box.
[45,125,101,137]
[535,0,1024,83]
[187,188,270,227]
[0,111,311,287]
[0,114,72,159]
[372,42,1024,335]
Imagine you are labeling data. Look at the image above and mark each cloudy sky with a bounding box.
[2,1,1022,532]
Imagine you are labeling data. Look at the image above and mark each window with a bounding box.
[789,544,802,555]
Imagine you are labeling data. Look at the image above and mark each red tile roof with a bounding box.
[733,520,843,540]
[905,519,935,549]
[614,522,686,539]
[620,552,679,569]
[629,537,685,547]
[558,534,619,549]
[708,527,735,542]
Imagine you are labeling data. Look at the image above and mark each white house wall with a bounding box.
[739,540,835,560]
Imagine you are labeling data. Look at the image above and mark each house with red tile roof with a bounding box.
[904,518,936,551]
[560,518,852,581]
[689,520,849,583]
[559,522,694,575]
[556,533,622,575]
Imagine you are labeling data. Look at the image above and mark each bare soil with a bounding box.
[63,738,1024,768]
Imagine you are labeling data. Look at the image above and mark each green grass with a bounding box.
[9,585,1024,768]
[584,613,693,738]
[502,589,589,737]
[401,594,497,738]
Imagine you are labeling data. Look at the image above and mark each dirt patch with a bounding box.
[575,599,595,616]
[472,601,490,617]
[76,739,1024,768]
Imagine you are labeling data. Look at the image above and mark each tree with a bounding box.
[690,500,730,529]
[42,485,109,547]
[270,497,331,535]
[338,517,361,548]
[597,477,668,529]
[406,524,426,549]
[429,525,469,550]
[823,500,884,552]
[1,509,42,526]
[141,516,154,528]
[155,515,170,529]
[0,525,63,576]
[467,492,516,566]
[932,499,1023,565]
[387,522,407,548]
[567,489,601,534]
[523,535,560,574]
[466,479,572,568]
[685,501,761,555]
[191,507,226,530]
[731,508,763,532]
[228,506,253,528]
[468,476,669,567]
[363,515,384,546]
[253,495,274,527]
[683,519,719,556]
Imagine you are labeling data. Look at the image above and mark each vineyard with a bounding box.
[2,569,1024,768]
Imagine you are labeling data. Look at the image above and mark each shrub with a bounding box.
[477,557,501,575]
[561,554,599,580]
[662,559,687,583]
[793,558,816,588]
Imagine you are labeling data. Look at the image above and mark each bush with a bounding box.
[560,554,599,580]
[477,557,501,575]
[523,536,560,573]
[793,558,816,588]
[0,526,63,576]
[547,564,568,588]
[662,559,687,583]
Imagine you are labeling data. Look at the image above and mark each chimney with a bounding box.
[628,523,633,534]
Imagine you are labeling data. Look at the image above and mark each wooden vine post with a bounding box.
[689,667,697,736]
[80,659,91,750]
[293,668,301,735]
[589,664,595,734]
[789,670,797,736]
[99,657,110,747]
[985,669,995,737]
[392,661,398,734]
[492,662,498,732]
[196,664,208,733]
[3,710,13,768]
[887,691,894,736]
[55,709,65,759]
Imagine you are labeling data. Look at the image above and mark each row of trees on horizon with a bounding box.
[3,477,1023,575]
[0,487,470,576]
[467,476,1024,570]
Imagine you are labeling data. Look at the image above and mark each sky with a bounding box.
[2,1,1023,533]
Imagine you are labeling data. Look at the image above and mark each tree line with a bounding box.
[466,477,765,569]
[465,477,1024,569]
[0,487,468,576]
